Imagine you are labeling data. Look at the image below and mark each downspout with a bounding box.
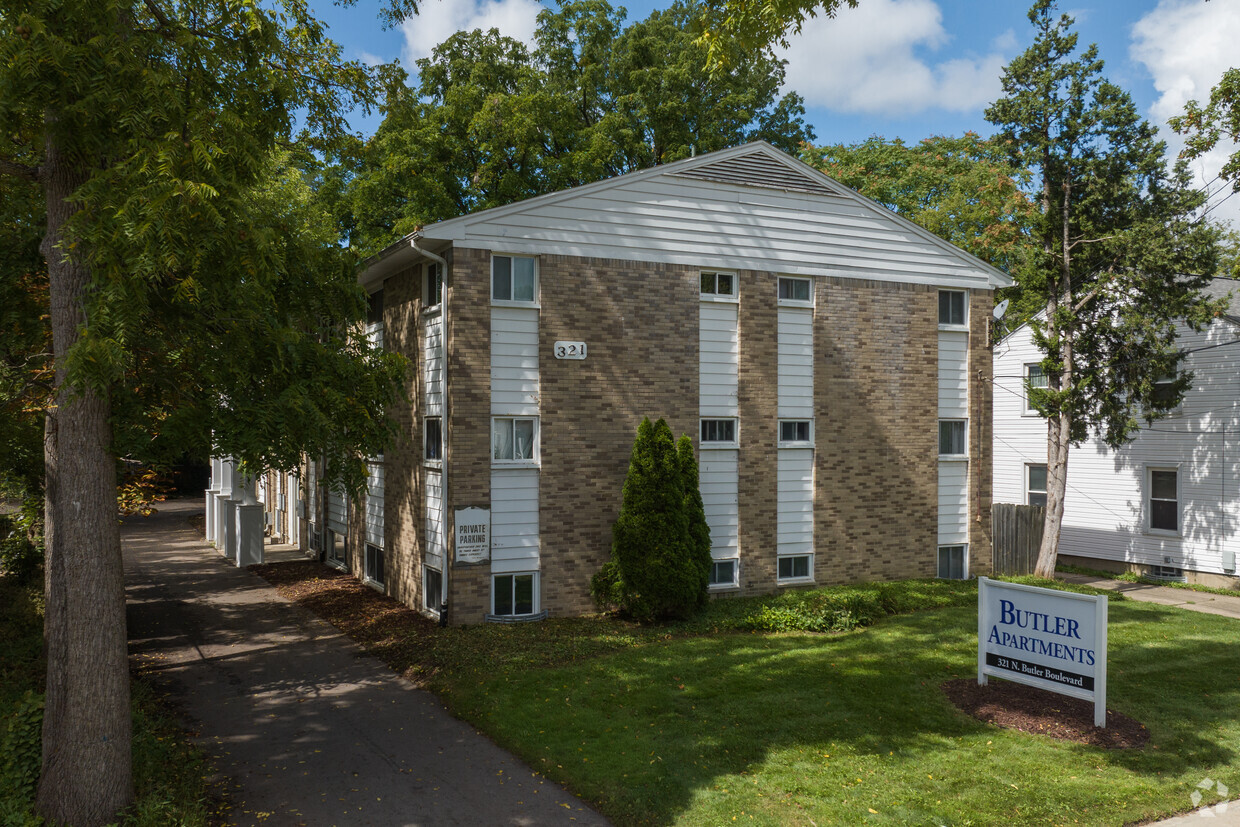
[411,236,452,625]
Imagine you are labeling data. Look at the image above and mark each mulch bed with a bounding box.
[942,678,1149,749]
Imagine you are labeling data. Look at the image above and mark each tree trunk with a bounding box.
[1035,410,1070,578]
[35,123,133,826]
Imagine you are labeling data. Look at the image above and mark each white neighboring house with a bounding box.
[992,278,1240,586]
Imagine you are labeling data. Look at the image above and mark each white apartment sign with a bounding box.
[454,508,490,564]
[978,577,1109,727]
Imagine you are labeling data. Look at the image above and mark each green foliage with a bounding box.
[676,435,711,607]
[332,0,815,256]
[0,691,43,817]
[595,418,707,622]
[1171,67,1240,195]
[697,0,857,65]
[0,516,41,586]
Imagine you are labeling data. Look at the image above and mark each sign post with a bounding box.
[978,577,1108,727]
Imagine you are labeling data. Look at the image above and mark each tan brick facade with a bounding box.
[968,290,995,575]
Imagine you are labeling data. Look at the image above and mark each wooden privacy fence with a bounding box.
[991,503,1045,575]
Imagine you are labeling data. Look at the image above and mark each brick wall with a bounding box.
[538,254,699,617]
[382,264,423,607]
[968,290,995,575]
[814,278,940,582]
[736,270,779,594]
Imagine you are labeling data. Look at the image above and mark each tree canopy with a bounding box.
[1171,67,1240,199]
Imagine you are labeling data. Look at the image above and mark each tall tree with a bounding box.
[985,0,1221,578]
[0,1,407,823]
[1171,67,1240,197]
[697,0,857,65]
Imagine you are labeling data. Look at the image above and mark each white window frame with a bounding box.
[1150,375,1183,416]
[1026,463,1048,508]
[938,289,968,329]
[777,276,813,307]
[364,542,385,591]
[708,559,739,590]
[326,528,347,571]
[938,419,968,459]
[699,270,739,303]
[491,254,538,307]
[937,544,969,579]
[1024,363,1047,416]
[424,416,443,467]
[424,261,444,313]
[491,416,540,466]
[777,419,813,448]
[700,418,738,449]
[776,553,814,584]
[491,571,540,617]
[1147,466,1181,537]
[423,567,443,616]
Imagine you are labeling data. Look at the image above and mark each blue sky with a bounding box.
[309,0,1240,225]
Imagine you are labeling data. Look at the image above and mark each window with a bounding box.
[367,289,384,325]
[492,417,538,462]
[424,261,443,309]
[327,529,347,568]
[938,420,967,457]
[700,271,736,299]
[779,420,812,445]
[1152,375,1178,407]
[1026,464,1048,508]
[493,573,537,616]
[938,290,967,326]
[424,568,443,614]
[365,543,385,588]
[308,526,321,555]
[700,418,737,446]
[778,277,811,303]
[1149,468,1179,534]
[709,560,737,588]
[938,545,967,579]
[1025,363,1048,414]
[492,255,537,303]
[425,417,443,462]
[778,554,812,581]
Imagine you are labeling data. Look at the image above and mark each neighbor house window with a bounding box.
[778,277,812,303]
[492,417,538,462]
[700,418,737,446]
[938,545,967,579]
[424,261,443,309]
[938,290,967,326]
[938,419,967,457]
[1027,464,1048,507]
[778,420,812,446]
[1152,375,1178,408]
[1025,363,1048,414]
[1149,468,1179,534]
[492,255,537,303]
[424,568,443,614]
[364,543,385,588]
[327,529,347,569]
[493,573,537,616]
[700,271,736,298]
[777,554,812,581]
[425,416,443,462]
[709,560,738,588]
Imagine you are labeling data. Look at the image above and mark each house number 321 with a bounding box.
[554,341,587,360]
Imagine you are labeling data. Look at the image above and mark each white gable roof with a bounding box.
[361,141,1012,290]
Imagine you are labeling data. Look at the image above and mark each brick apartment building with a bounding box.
[284,142,1008,624]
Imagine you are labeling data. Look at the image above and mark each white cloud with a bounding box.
[776,0,1007,116]
[1131,0,1240,227]
[356,51,387,68]
[399,0,543,67]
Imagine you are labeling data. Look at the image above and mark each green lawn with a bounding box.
[439,596,1240,826]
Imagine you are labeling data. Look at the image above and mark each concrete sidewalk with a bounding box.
[124,498,609,827]
[1058,572,1240,620]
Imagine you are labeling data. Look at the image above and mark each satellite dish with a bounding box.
[993,298,1010,320]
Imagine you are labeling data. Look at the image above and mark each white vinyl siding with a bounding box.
[491,306,540,415]
[326,486,347,534]
[777,306,814,419]
[424,314,444,417]
[700,451,739,559]
[777,450,814,558]
[491,469,540,574]
[700,302,739,417]
[425,470,445,570]
[994,316,1240,575]
[365,461,383,548]
[938,330,969,419]
[937,461,969,544]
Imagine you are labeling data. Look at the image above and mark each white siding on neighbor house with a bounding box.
[993,318,1240,575]
[937,461,970,544]
[491,469,540,574]
[306,462,318,524]
[777,450,814,557]
[424,314,444,417]
[700,451,739,559]
[938,330,969,419]
[777,307,814,418]
[491,306,540,415]
[326,487,347,534]
[700,302,739,417]
[368,320,383,349]
[425,470,445,571]
[365,461,383,548]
